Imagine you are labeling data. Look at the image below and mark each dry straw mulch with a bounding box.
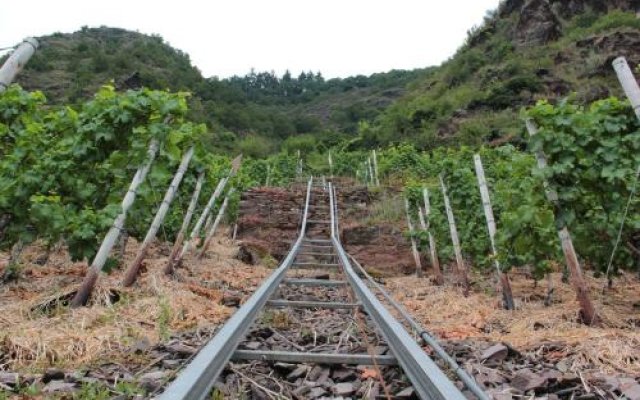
[0,232,271,371]
[386,269,640,376]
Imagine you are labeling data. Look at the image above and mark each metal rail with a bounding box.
[348,254,491,400]
[158,178,313,400]
[158,178,481,400]
[328,183,467,400]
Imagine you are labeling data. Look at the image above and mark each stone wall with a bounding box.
[236,183,417,276]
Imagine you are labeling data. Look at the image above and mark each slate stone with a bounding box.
[309,386,327,398]
[286,365,308,380]
[165,343,197,356]
[0,372,19,386]
[396,387,415,397]
[243,341,261,350]
[43,368,65,383]
[333,382,355,396]
[42,381,76,393]
[511,369,548,392]
[481,343,509,363]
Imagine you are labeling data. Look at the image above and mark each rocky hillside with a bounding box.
[367,0,640,149]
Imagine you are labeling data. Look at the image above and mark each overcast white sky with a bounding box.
[0,0,502,79]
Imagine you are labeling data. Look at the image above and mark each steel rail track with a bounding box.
[157,178,481,400]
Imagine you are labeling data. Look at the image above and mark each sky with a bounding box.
[0,0,502,79]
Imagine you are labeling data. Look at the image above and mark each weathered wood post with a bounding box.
[0,38,38,92]
[165,171,205,274]
[71,140,159,307]
[296,150,302,178]
[612,56,640,282]
[265,164,271,186]
[439,175,470,296]
[122,146,194,286]
[372,149,380,186]
[473,154,515,310]
[525,120,599,325]
[174,176,229,264]
[404,198,423,277]
[417,207,444,285]
[422,188,443,285]
[198,188,235,259]
[612,57,640,120]
[367,158,374,187]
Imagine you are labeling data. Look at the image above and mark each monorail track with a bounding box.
[157,178,487,399]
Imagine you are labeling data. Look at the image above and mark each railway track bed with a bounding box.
[158,179,475,400]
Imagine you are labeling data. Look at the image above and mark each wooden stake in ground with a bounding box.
[417,206,444,285]
[296,150,302,178]
[265,164,271,186]
[122,146,195,286]
[328,151,333,179]
[473,154,515,310]
[165,171,205,274]
[372,150,380,186]
[525,120,599,325]
[175,176,228,264]
[71,140,159,307]
[613,57,640,120]
[404,198,423,278]
[367,158,375,187]
[0,38,38,92]
[198,188,235,259]
[439,175,470,296]
[421,188,442,285]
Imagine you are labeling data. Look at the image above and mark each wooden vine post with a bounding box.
[367,158,375,187]
[171,155,241,267]
[122,146,195,286]
[525,120,599,325]
[419,188,443,285]
[363,162,369,186]
[265,164,271,186]
[165,171,205,274]
[612,57,640,280]
[0,38,38,92]
[372,150,380,186]
[404,198,423,277]
[198,188,235,259]
[296,150,302,178]
[473,154,515,310]
[612,57,640,120]
[174,176,228,264]
[71,140,159,307]
[439,175,470,296]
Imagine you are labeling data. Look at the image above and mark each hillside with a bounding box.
[9,1,640,154]
[12,26,427,156]
[369,0,640,149]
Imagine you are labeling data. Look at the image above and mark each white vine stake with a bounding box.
[198,188,235,259]
[439,175,470,294]
[421,188,442,284]
[612,57,640,120]
[0,38,38,92]
[178,175,229,259]
[404,198,423,277]
[165,171,205,274]
[372,149,380,186]
[473,154,514,310]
